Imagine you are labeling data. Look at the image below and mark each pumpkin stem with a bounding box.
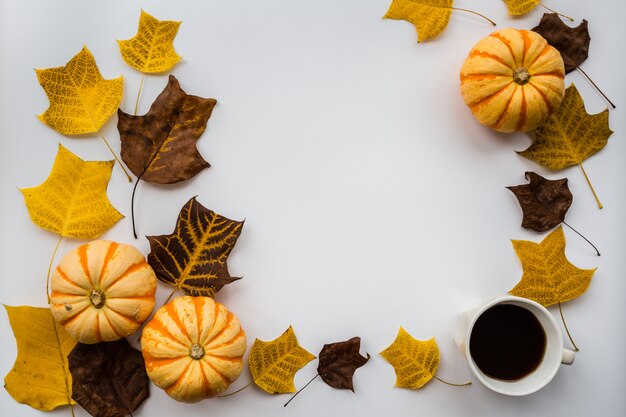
[284,374,319,407]
[89,289,106,309]
[189,343,205,360]
[450,8,496,26]
[134,74,146,116]
[539,3,574,22]
[562,222,600,256]
[558,301,580,351]
[513,67,530,85]
[46,235,63,304]
[434,376,472,387]
[99,132,132,182]
[578,163,603,209]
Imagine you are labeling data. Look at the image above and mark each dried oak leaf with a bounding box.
[118,10,181,73]
[3,305,77,411]
[68,339,149,417]
[509,226,596,306]
[249,326,315,394]
[532,13,590,74]
[318,337,369,391]
[147,196,243,297]
[379,327,439,389]
[503,0,540,16]
[384,0,452,43]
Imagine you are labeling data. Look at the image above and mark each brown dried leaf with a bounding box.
[318,337,369,391]
[532,13,590,74]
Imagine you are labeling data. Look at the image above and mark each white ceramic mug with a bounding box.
[455,295,575,396]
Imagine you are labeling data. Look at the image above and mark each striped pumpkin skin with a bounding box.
[141,296,246,403]
[460,28,565,133]
[50,240,157,344]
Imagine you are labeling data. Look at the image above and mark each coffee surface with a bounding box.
[469,304,546,381]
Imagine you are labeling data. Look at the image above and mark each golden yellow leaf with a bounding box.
[503,0,540,16]
[384,0,452,43]
[379,327,439,389]
[118,10,182,73]
[36,47,123,135]
[20,144,123,239]
[248,326,315,394]
[509,226,596,306]
[3,305,77,411]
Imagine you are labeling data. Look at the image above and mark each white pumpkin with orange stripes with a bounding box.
[460,28,565,133]
[141,296,246,403]
[50,240,157,344]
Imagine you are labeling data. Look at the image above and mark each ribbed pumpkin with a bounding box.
[460,28,565,132]
[141,296,247,403]
[50,240,157,344]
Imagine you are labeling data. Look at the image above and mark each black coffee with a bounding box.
[469,304,546,381]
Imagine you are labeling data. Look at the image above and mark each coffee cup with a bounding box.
[455,295,575,396]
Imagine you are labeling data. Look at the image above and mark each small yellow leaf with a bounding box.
[248,326,315,394]
[4,305,77,411]
[380,327,439,389]
[384,0,452,43]
[36,47,123,135]
[118,10,182,73]
[20,144,123,239]
[503,0,541,16]
[509,225,596,306]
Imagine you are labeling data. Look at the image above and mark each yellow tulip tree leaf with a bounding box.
[503,0,540,16]
[3,305,77,411]
[380,327,439,389]
[36,47,123,135]
[118,10,182,73]
[509,225,596,306]
[20,144,123,239]
[248,326,316,394]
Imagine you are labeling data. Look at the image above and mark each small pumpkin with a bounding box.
[460,28,565,132]
[141,296,246,403]
[50,240,157,344]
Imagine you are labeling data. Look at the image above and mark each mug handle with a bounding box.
[562,348,576,365]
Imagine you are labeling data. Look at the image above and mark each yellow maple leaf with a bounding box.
[509,226,596,306]
[248,326,315,394]
[380,327,439,389]
[20,144,123,239]
[384,0,453,42]
[4,305,77,411]
[118,10,182,73]
[503,0,540,16]
[36,47,123,135]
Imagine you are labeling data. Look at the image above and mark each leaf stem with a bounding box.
[434,376,472,387]
[218,382,251,398]
[163,287,178,305]
[540,3,574,21]
[562,222,600,256]
[558,301,579,351]
[561,55,616,109]
[450,7,496,26]
[99,133,132,182]
[134,74,146,116]
[46,235,63,304]
[130,178,141,239]
[578,163,603,209]
[284,374,319,407]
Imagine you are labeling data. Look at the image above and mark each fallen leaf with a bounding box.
[503,0,540,16]
[318,337,369,391]
[68,339,149,417]
[509,225,596,306]
[383,0,452,42]
[36,47,123,135]
[379,328,439,389]
[147,196,243,297]
[20,144,123,239]
[249,326,315,394]
[118,10,181,73]
[3,305,77,411]
[532,13,590,73]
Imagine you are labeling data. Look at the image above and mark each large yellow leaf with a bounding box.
[36,47,123,135]
[118,10,182,73]
[503,0,540,16]
[384,0,452,42]
[4,305,77,411]
[509,225,596,306]
[248,326,315,394]
[379,327,439,389]
[20,144,123,239]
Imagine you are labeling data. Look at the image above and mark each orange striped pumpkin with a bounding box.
[50,240,157,344]
[460,28,565,132]
[141,296,247,403]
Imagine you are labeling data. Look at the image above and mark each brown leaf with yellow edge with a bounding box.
[509,225,596,306]
[380,327,439,389]
[503,0,540,16]
[118,10,182,73]
[36,47,123,135]
[20,144,123,239]
[147,196,243,297]
[384,0,452,43]
[3,305,77,411]
[248,326,316,394]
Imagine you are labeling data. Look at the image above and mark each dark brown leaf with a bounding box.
[118,74,216,184]
[68,339,149,417]
[532,13,590,74]
[317,337,369,391]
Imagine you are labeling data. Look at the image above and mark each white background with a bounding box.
[1,0,625,416]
